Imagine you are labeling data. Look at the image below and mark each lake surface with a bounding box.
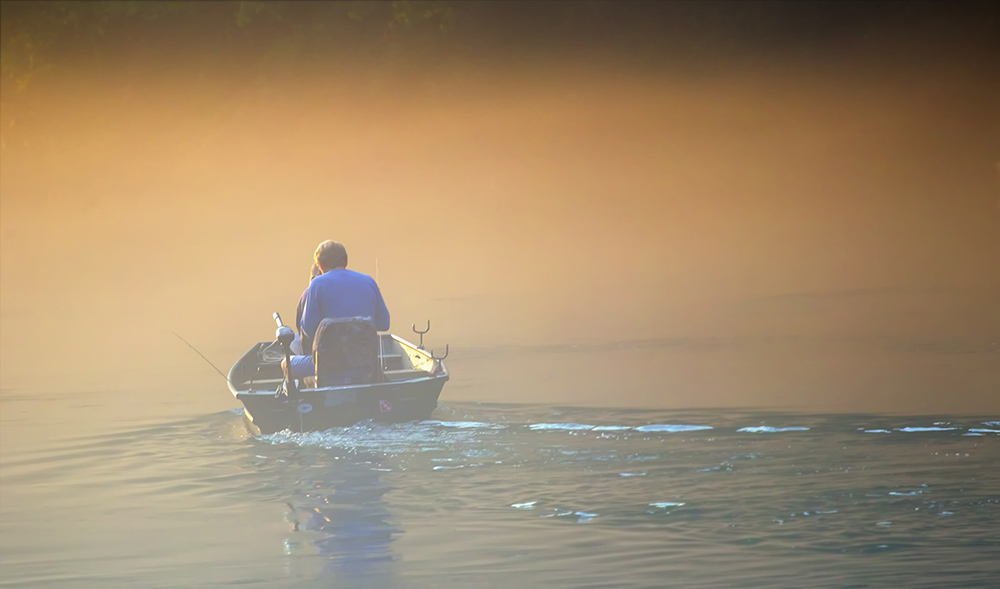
[2,393,998,588]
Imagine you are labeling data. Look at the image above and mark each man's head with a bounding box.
[314,240,348,272]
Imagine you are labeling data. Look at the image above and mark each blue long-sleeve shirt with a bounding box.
[300,269,390,343]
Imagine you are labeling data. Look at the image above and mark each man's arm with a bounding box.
[301,282,322,340]
[295,288,309,334]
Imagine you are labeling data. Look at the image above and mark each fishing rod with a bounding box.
[172,331,234,385]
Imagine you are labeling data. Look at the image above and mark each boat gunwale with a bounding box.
[235,372,449,397]
[230,332,448,398]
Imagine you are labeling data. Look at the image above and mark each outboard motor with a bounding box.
[313,317,380,387]
[274,312,298,396]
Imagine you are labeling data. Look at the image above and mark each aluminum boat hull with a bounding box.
[228,334,448,434]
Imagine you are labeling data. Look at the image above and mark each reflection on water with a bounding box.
[1,396,998,588]
[280,448,399,585]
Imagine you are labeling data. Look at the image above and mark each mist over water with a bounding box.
[2,54,998,415]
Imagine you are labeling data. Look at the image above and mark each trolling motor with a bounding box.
[273,312,298,397]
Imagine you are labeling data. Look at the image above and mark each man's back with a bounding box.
[301,269,390,342]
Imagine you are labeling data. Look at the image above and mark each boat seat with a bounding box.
[313,316,380,387]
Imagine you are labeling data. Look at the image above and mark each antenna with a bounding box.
[375,256,385,377]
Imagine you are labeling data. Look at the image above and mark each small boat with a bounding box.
[228,314,449,434]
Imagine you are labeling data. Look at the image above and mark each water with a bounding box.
[2,398,998,588]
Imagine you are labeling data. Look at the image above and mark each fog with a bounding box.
[2,54,998,413]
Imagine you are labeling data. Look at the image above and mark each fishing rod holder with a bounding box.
[431,345,449,361]
[414,320,448,361]
[412,320,431,349]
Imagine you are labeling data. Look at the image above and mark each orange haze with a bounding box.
[1,56,998,414]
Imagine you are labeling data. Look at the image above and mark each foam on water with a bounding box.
[257,419,501,455]
[422,420,506,429]
[527,422,714,433]
[529,423,596,431]
[257,419,998,442]
[634,424,713,432]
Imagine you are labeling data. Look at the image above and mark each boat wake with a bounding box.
[252,407,998,460]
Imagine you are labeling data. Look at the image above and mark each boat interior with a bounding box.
[230,334,440,392]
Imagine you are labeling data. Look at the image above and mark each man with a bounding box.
[288,240,390,378]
